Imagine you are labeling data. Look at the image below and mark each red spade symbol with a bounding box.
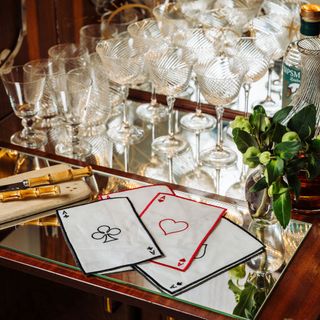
[158,195,166,203]
[178,258,186,267]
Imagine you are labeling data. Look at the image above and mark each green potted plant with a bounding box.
[231,104,320,229]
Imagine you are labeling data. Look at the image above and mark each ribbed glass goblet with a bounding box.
[145,46,192,182]
[96,35,145,145]
[196,56,245,168]
[128,18,168,125]
[1,65,46,148]
[225,37,269,200]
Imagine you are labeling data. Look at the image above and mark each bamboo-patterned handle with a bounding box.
[0,185,60,202]
[27,166,93,187]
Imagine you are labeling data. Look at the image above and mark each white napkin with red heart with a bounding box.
[139,193,226,271]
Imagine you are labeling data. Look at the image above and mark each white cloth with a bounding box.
[140,193,226,271]
[135,217,265,295]
[57,197,162,274]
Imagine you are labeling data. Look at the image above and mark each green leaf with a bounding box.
[228,279,242,300]
[250,177,268,192]
[233,282,257,317]
[287,174,301,199]
[232,128,259,153]
[272,123,288,144]
[266,157,284,184]
[306,153,320,180]
[272,106,293,123]
[310,139,320,153]
[287,105,316,140]
[274,141,302,160]
[229,264,246,280]
[285,157,307,175]
[269,180,289,195]
[272,190,291,229]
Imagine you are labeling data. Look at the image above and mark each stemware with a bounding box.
[1,65,46,148]
[96,35,145,146]
[80,24,104,53]
[225,37,269,199]
[127,18,168,125]
[196,56,245,169]
[48,43,89,72]
[145,46,193,182]
[252,16,290,115]
[50,67,93,159]
[23,58,62,129]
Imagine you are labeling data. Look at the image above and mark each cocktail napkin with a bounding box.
[135,217,265,295]
[57,197,162,274]
[99,184,175,214]
[140,193,226,272]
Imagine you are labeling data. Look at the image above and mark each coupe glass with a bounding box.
[196,56,245,168]
[23,58,62,129]
[50,67,93,159]
[145,46,192,182]
[127,18,168,124]
[1,65,46,148]
[96,35,145,145]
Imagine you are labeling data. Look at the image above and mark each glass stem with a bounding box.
[216,168,221,195]
[266,61,274,102]
[175,110,180,134]
[150,83,157,107]
[70,123,80,155]
[168,156,173,183]
[195,131,201,167]
[120,85,129,127]
[167,95,175,137]
[21,117,36,137]
[215,105,224,152]
[124,145,129,173]
[243,82,251,117]
[195,76,202,116]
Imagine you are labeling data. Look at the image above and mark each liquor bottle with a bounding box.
[282,4,320,108]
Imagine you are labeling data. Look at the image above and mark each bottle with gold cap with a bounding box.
[282,3,320,108]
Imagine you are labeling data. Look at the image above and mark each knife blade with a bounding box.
[0,166,92,192]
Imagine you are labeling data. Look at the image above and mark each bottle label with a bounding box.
[282,63,301,108]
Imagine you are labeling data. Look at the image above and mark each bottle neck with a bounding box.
[300,18,320,38]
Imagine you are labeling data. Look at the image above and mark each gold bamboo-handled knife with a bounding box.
[0,185,61,202]
[0,166,93,192]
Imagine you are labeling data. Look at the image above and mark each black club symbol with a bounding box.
[91,225,121,243]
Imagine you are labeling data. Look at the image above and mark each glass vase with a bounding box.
[245,166,285,273]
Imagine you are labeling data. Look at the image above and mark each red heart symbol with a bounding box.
[178,258,186,266]
[158,195,166,203]
[159,219,189,235]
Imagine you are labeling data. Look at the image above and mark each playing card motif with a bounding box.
[91,225,121,243]
[195,244,208,260]
[56,197,163,274]
[159,219,189,235]
[139,193,226,271]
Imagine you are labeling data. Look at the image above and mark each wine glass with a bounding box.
[50,67,93,159]
[145,46,193,182]
[80,24,104,53]
[1,65,46,148]
[96,35,145,145]
[225,37,269,200]
[23,58,62,129]
[127,18,168,125]
[252,16,290,115]
[196,56,246,168]
[48,43,89,72]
